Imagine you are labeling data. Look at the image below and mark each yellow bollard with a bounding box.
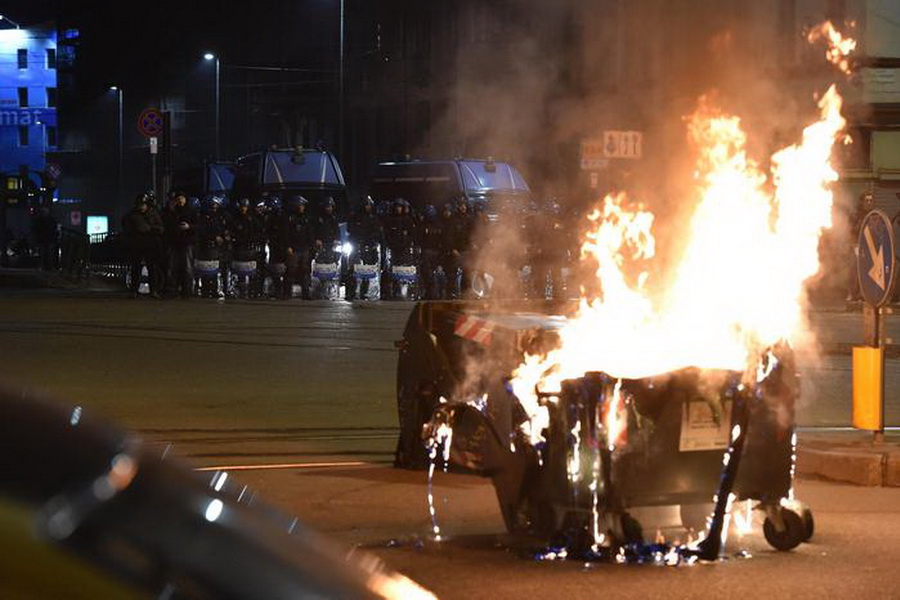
[852,346,883,431]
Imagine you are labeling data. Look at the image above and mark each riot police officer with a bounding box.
[530,199,568,299]
[419,204,443,299]
[265,196,289,299]
[230,198,263,298]
[441,196,474,298]
[195,195,229,298]
[382,198,416,300]
[122,192,164,298]
[161,190,197,299]
[346,196,384,300]
[284,195,314,300]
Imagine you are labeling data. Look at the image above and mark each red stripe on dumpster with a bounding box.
[454,315,495,346]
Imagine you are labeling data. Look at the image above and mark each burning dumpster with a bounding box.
[395,301,813,556]
[391,25,860,558]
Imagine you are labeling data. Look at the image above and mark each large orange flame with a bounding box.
[511,84,847,443]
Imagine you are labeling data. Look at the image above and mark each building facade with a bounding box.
[0,22,58,205]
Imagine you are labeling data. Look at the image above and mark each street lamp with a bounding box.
[338,0,345,162]
[204,52,221,160]
[110,86,123,204]
[0,15,21,29]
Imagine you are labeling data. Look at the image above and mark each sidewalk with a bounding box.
[797,429,900,487]
[0,267,121,292]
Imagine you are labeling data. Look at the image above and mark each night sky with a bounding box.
[7,0,342,102]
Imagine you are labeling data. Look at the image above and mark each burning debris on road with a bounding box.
[396,21,853,564]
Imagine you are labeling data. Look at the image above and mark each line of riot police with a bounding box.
[122,190,344,300]
[122,189,579,301]
[345,195,579,301]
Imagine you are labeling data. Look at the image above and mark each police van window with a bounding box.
[18,87,28,108]
[17,49,26,69]
[460,161,530,192]
[263,152,343,186]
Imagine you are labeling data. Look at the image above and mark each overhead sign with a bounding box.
[857,209,896,307]
[137,108,163,138]
[580,139,609,170]
[603,130,643,159]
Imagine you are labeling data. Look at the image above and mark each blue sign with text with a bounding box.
[0,108,57,127]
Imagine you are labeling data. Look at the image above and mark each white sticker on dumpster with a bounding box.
[679,399,732,452]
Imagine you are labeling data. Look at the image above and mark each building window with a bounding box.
[47,126,58,148]
[46,87,57,108]
[18,87,28,108]
[46,48,57,69]
[18,126,29,147]
[17,48,27,69]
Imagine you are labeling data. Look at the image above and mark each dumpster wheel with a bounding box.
[800,505,814,542]
[762,506,805,551]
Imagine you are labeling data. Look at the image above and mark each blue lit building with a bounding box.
[0,22,57,203]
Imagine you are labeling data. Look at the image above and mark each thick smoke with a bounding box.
[424,3,859,416]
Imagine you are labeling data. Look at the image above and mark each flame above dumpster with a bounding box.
[807,20,857,74]
[512,68,850,443]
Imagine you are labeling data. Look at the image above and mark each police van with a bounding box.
[369,158,534,217]
[232,147,351,297]
[232,147,349,215]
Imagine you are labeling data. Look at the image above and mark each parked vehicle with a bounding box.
[369,158,533,218]
[0,385,434,599]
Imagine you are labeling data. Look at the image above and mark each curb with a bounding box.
[797,446,900,487]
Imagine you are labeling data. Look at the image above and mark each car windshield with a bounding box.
[263,152,344,186]
[459,161,530,193]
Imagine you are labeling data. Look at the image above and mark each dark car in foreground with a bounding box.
[0,387,434,600]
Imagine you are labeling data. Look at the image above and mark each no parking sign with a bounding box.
[137,107,163,138]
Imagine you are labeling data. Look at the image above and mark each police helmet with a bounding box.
[266,195,282,211]
[188,196,201,210]
[424,204,438,220]
[135,193,149,207]
[362,195,375,209]
[238,198,251,209]
[442,202,455,216]
[323,196,336,210]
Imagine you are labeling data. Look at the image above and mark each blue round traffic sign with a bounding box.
[857,209,896,307]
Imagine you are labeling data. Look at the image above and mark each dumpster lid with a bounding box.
[464,312,568,332]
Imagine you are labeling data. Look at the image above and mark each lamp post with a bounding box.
[0,15,21,29]
[204,53,221,160]
[338,0,345,161]
[110,86,123,204]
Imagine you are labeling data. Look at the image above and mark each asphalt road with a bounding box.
[0,290,896,440]
[2,290,899,598]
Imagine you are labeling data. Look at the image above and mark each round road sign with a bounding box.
[857,209,897,307]
[137,108,163,138]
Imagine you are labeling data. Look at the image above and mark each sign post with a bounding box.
[853,209,896,443]
[138,108,163,203]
